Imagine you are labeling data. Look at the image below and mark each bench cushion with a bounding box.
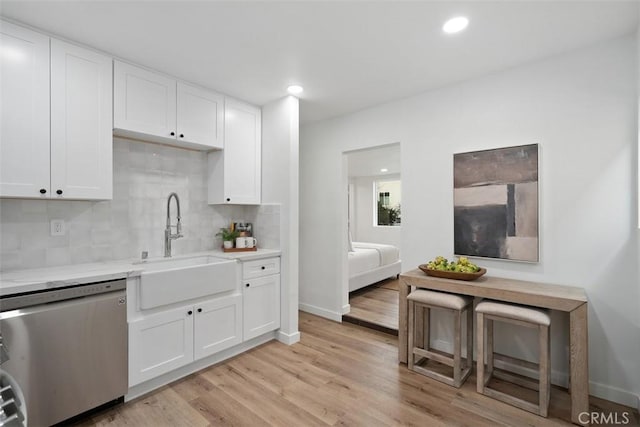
[407,289,472,310]
[476,300,550,326]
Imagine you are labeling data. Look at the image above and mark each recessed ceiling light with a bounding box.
[287,85,304,95]
[380,168,388,172]
[443,16,469,34]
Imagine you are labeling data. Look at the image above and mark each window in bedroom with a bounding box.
[375,179,401,226]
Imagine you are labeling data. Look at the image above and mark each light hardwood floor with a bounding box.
[73,312,638,427]
[344,278,399,332]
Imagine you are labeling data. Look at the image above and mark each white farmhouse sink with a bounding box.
[140,255,226,271]
[138,255,238,309]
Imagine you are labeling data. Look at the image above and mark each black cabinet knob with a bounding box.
[56,189,63,195]
[170,131,175,136]
[39,188,46,194]
[226,198,231,202]
[197,308,202,313]
[179,134,184,138]
[246,283,250,287]
[261,266,266,270]
[187,310,193,315]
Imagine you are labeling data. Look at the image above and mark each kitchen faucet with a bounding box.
[164,192,183,257]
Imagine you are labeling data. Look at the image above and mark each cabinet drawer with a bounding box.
[242,257,280,279]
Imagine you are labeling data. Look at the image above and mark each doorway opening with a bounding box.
[341,143,401,334]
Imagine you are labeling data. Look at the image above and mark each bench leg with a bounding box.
[539,324,550,417]
[408,300,415,370]
[487,318,494,377]
[466,305,473,370]
[476,311,485,393]
[453,309,462,386]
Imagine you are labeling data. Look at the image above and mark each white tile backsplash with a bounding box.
[0,138,280,271]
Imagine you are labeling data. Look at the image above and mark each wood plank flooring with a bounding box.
[72,312,639,427]
[344,278,399,332]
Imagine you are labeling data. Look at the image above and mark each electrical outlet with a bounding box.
[50,219,66,236]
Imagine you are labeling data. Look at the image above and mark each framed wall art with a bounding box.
[453,144,539,262]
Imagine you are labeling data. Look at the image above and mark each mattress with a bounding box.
[348,242,400,278]
[351,242,400,266]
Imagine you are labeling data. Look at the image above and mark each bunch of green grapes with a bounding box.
[426,256,480,273]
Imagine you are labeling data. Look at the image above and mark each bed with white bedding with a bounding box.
[348,242,401,292]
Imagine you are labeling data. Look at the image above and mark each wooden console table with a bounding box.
[399,269,589,425]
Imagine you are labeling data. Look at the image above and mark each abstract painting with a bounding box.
[454,144,539,262]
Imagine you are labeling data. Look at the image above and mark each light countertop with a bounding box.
[0,248,281,297]
[206,248,281,261]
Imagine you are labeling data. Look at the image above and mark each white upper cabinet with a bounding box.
[177,82,224,149]
[0,21,113,200]
[113,61,177,140]
[114,61,223,150]
[0,21,51,198]
[51,39,113,200]
[208,98,261,204]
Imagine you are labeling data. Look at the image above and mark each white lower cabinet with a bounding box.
[129,255,281,390]
[194,295,242,360]
[243,273,280,341]
[130,294,241,386]
[241,257,281,341]
[130,305,194,385]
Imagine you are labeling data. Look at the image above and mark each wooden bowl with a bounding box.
[418,265,487,281]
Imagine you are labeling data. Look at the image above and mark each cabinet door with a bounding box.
[113,60,176,140]
[129,306,194,386]
[0,21,50,198]
[243,274,280,340]
[194,294,242,360]
[50,40,113,200]
[177,82,223,149]
[223,98,261,204]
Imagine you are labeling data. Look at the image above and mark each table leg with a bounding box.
[398,278,409,364]
[570,303,589,425]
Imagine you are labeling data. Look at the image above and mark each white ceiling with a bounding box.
[348,143,400,178]
[1,1,637,124]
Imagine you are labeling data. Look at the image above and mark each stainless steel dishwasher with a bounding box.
[0,279,128,426]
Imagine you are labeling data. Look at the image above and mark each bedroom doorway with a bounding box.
[342,143,401,334]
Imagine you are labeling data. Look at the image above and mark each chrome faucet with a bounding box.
[164,192,183,257]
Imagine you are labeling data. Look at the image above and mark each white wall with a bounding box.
[262,96,300,344]
[300,35,639,407]
[351,174,402,248]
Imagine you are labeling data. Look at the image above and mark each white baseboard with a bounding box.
[429,339,639,408]
[277,330,301,345]
[299,302,343,322]
[588,381,640,410]
[342,303,351,314]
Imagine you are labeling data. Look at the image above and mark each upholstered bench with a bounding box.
[407,289,473,387]
[476,300,551,417]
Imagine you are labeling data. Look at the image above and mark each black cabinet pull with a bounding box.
[179,134,184,138]
[197,308,202,313]
[56,189,63,195]
[226,198,231,202]
[261,266,266,270]
[170,131,175,136]
[187,310,193,315]
[39,188,46,194]
[246,283,250,287]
